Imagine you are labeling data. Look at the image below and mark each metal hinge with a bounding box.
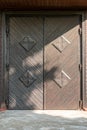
[6,26,9,37]
[5,99,9,108]
[78,27,82,35]
[79,100,83,110]
[79,63,82,72]
[6,64,9,71]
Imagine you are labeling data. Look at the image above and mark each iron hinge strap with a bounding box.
[78,28,82,35]
[79,100,83,109]
[6,26,9,37]
[79,64,82,72]
[6,64,9,71]
[5,99,9,108]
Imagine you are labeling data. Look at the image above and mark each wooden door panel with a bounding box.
[9,17,43,109]
[8,16,81,110]
[44,16,80,109]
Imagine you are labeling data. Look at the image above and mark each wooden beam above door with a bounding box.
[0,0,87,10]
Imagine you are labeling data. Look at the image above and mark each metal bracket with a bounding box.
[5,99,9,108]
[79,100,83,110]
[78,28,82,36]
[6,26,9,37]
[6,64,9,71]
[79,64,82,72]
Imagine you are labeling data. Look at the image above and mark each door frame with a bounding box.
[2,11,85,109]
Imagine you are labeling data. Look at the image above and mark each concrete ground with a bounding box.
[0,110,87,130]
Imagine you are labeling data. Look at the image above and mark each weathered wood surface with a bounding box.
[44,16,80,109]
[9,17,43,109]
[8,16,81,110]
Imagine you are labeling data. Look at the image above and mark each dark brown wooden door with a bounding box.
[9,17,43,109]
[8,16,81,110]
[44,16,80,110]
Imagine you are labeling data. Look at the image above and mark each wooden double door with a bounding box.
[7,15,81,110]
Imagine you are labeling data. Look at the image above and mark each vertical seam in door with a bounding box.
[4,15,10,109]
[43,17,45,110]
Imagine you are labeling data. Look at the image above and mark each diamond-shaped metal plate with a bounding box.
[54,70,71,88]
[19,36,36,52]
[52,36,71,52]
[19,70,36,88]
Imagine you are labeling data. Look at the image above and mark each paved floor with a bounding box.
[0,110,87,130]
